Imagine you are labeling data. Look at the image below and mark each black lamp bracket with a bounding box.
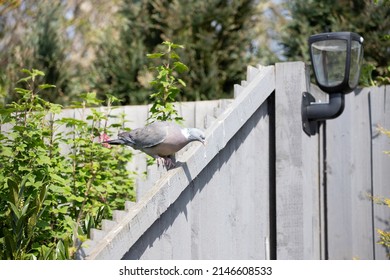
[302,92,345,136]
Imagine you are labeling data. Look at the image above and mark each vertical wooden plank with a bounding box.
[122,105,149,129]
[132,187,194,259]
[275,62,321,259]
[326,88,374,259]
[168,190,193,259]
[197,150,231,259]
[178,101,196,127]
[195,100,226,129]
[195,101,270,259]
[370,85,390,259]
[310,85,333,260]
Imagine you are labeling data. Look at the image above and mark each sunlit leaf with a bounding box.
[173,61,189,73]
[147,52,165,59]
[178,79,186,87]
[38,84,56,90]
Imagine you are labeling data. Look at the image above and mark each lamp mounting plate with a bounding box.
[302,92,317,136]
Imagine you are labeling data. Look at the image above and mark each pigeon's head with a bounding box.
[186,128,206,145]
[102,132,133,147]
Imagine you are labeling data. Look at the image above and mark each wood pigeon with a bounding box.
[103,121,205,168]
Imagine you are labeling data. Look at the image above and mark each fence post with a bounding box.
[274,62,323,259]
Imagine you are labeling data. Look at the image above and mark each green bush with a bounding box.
[0,69,135,259]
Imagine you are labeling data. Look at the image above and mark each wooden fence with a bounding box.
[78,62,390,260]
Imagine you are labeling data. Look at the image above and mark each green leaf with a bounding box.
[49,184,70,194]
[162,41,184,49]
[6,178,19,206]
[57,117,87,128]
[14,87,30,95]
[38,84,56,90]
[8,201,21,219]
[80,92,103,105]
[178,79,186,87]
[1,146,13,157]
[147,53,165,59]
[50,174,66,185]
[0,107,16,115]
[49,103,62,114]
[31,69,45,77]
[16,75,33,83]
[37,155,51,165]
[39,245,54,260]
[20,69,33,76]
[173,62,189,73]
[170,43,184,49]
[55,240,67,260]
[39,185,48,206]
[105,94,121,104]
[20,197,31,217]
[72,195,84,203]
[56,206,69,214]
[170,52,180,60]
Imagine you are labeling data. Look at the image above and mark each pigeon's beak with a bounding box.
[104,139,126,145]
[201,139,207,146]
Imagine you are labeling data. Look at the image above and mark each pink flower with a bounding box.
[100,133,112,148]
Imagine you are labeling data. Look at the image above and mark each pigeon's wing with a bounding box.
[126,122,170,149]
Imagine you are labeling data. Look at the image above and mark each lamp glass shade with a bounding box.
[309,32,364,94]
[349,40,364,89]
[311,39,347,87]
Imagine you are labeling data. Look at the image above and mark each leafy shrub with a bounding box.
[147,41,188,123]
[0,69,134,259]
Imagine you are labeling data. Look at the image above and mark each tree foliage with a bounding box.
[1,0,389,106]
[0,1,70,104]
[0,0,279,106]
[93,0,270,104]
[279,0,390,84]
[0,0,121,105]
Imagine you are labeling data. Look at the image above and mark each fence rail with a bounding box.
[75,62,389,260]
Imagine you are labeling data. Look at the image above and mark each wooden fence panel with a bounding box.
[275,62,323,259]
[326,88,376,259]
[123,99,271,259]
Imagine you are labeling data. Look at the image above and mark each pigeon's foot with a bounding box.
[164,157,175,169]
[156,156,175,169]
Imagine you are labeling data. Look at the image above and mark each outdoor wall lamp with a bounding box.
[302,32,364,135]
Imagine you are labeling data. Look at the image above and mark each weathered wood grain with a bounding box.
[275,62,322,259]
[326,88,374,259]
[369,85,390,259]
